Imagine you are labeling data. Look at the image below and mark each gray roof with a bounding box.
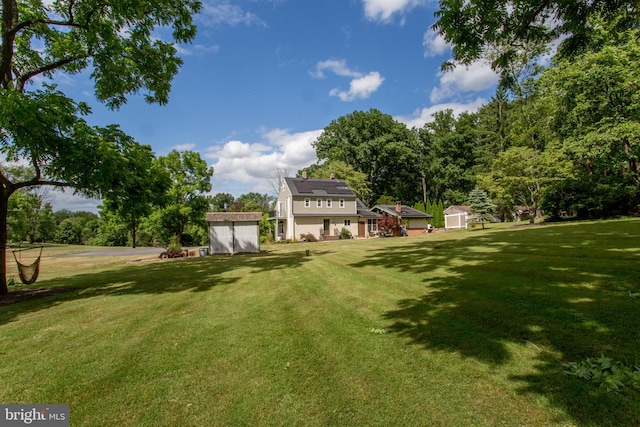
[206,212,262,222]
[372,204,433,218]
[357,199,382,219]
[285,177,356,197]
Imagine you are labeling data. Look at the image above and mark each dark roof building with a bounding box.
[283,176,356,198]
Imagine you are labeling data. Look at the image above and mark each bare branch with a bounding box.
[269,167,291,196]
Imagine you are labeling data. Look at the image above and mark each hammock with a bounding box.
[12,246,44,285]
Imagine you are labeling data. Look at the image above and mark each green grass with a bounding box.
[1,219,640,426]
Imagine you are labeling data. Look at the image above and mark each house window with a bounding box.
[368,219,378,233]
[344,219,351,226]
[317,198,322,208]
[327,199,332,208]
[304,198,310,208]
[339,199,345,208]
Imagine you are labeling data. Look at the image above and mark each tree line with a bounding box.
[5,159,280,248]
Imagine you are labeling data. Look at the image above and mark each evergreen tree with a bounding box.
[436,200,446,228]
[467,188,495,229]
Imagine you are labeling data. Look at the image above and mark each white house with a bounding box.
[270,172,380,241]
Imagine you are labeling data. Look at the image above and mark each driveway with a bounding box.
[64,248,168,257]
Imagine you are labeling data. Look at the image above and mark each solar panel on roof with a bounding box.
[293,179,354,195]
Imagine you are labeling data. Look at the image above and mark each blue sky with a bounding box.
[51,0,499,211]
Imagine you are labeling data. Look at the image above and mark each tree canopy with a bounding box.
[313,109,421,206]
[150,150,213,245]
[434,0,638,75]
[0,0,201,294]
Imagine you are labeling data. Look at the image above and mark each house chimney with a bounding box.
[395,201,402,213]
[329,172,335,179]
[302,171,307,179]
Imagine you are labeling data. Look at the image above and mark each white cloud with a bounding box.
[430,61,499,103]
[423,29,449,57]
[311,59,384,102]
[310,59,361,79]
[174,43,220,56]
[204,129,321,195]
[198,1,266,27]
[395,98,488,129]
[362,0,426,23]
[329,72,385,102]
[48,189,101,213]
[173,143,196,151]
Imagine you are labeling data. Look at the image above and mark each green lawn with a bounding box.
[1,219,639,426]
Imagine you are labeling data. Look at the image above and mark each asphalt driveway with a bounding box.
[64,247,168,257]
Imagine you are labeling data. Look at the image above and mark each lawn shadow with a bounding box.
[351,221,640,426]
[0,250,310,326]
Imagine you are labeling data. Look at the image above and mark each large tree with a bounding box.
[433,0,638,74]
[152,150,213,245]
[313,109,420,206]
[0,0,200,294]
[481,146,571,223]
[535,24,640,217]
[415,109,479,205]
[100,143,170,248]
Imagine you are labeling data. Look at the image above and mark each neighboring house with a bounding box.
[444,205,469,229]
[269,172,380,241]
[206,212,262,254]
[371,202,433,236]
[514,205,538,222]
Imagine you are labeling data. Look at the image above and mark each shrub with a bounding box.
[300,233,317,242]
[339,228,352,239]
[168,235,182,252]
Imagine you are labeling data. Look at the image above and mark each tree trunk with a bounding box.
[131,215,137,248]
[624,137,640,185]
[0,190,10,295]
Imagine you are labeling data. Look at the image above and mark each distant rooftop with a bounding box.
[373,204,433,218]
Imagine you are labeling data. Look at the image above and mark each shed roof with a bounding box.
[206,212,262,222]
[444,205,470,215]
[373,204,433,218]
[284,177,356,197]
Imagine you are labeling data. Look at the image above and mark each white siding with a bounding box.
[295,216,359,240]
[445,212,468,229]
[210,222,234,254]
[209,221,260,254]
[234,222,259,253]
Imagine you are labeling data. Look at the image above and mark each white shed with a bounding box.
[444,205,470,230]
[206,212,262,254]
